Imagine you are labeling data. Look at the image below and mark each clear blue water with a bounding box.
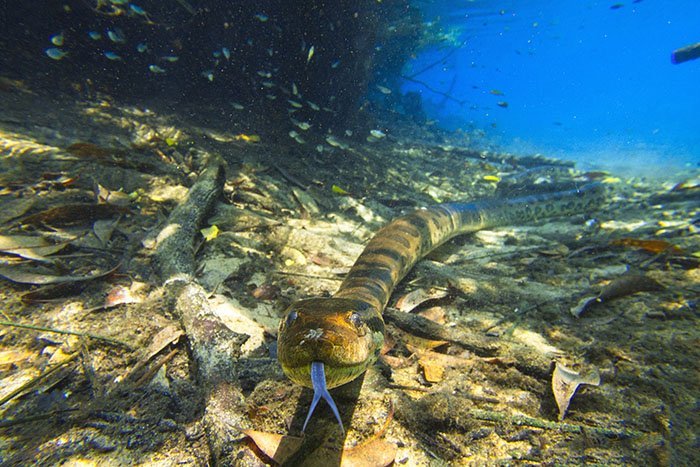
[401,0,700,174]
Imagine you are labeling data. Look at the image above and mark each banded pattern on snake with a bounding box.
[277,183,605,431]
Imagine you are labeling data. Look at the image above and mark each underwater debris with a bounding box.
[551,362,601,420]
[571,272,664,317]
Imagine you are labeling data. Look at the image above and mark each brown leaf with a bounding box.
[552,362,600,420]
[0,234,68,261]
[395,287,449,312]
[571,273,665,317]
[243,429,303,465]
[0,263,120,285]
[104,284,142,308]
[419,357,445,383]
[0,197,35,224]
[341,438,397,467]
[21,203,128,227]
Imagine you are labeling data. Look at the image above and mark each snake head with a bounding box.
[277,297,384,390]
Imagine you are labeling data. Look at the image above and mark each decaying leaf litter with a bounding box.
[0,87,698,465]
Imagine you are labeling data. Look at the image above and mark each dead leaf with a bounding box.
[21,281,88,302]
[94,183,131,207]
[93,219,118,245]
[243,429,303,465]
[552,362,601,420]
[0,197,35,224]
[395,287,449,312]
[21,203,128,227]
[104,284,143,308]
[611,238,684,255]
[0,234,67,261]
[571,273,665,317]
[0,263,120,285]
[341,438,397,467]
[419,357,445,383]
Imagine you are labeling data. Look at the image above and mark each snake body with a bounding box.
[277,183,605,431]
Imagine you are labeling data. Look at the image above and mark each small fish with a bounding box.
[107,29,125,43]
[104,51,122,60]
[307,45,315,63]
[45,47,67,60]
[331,59,341,69]
[489,89,505,96]
[88,31,102,41]
[266,94,277,100]
[331,185,350,195]
[315,145,324,153]
[129,4,147,16]
[149,64,166,73]
[162,55,179,62]
[344,129,353,136]
[497,101,509,108]
[202,70,214,81]
[136,43,148,53]
[234,134,260,143]
[50,33,64,46]
[483,175,501,182]
[287,99,303,109]
[222,47,230,60]
[292,82,299,96]
[254,13,269,22]
[257,70,272,78]
[370,129,386,139]
[212,50,221,58]
[267,48,274,57]
[376,85,391,95]
[231,102,245,110]
[307,101,320,111]
[325,135,348,150]
[610,3,624,9]
[291,118,311,130]
[261,81,274,88]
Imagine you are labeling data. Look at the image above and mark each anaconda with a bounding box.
[277,183,605,432]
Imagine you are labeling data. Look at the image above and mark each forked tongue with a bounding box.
[302,361,344,433]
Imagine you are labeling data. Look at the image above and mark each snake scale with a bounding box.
[277,183,605,431]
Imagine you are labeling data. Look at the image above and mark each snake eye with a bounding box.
[285,310,298,327]
[348,312,363,328]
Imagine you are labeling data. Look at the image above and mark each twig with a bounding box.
[0,320,132,348]
[0,408,79,428]
[400,75,467,105]
[469,408,644,439]
[0,354,78,406]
